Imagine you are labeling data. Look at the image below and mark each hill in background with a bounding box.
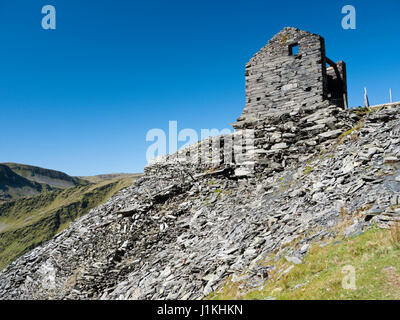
[3,163,88,188]
[0,162,142,270]
[0,172,141,270]
[0,163,91,202]
[0,164,52,202]
[79,173,142,184]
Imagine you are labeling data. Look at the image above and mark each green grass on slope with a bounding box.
[211,225,400,300]
[80,173,142,184]
[0,177,134,271]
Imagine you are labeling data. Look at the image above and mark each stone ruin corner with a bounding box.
[232,26,348,129]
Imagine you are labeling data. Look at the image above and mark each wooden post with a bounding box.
[390,88,393,103]
[364,88,370,107]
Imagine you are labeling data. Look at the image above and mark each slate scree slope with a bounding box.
[1,27,400,300]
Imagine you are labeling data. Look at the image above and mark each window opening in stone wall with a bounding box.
[289,43,299,55]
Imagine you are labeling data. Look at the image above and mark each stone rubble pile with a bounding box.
[1,104,400,300]
[234,100,358,174]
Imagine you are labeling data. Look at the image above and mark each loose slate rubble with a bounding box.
[1,104,400,300]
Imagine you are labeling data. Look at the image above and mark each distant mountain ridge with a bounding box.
[0,164,51,202]
[0,163,89,202]
[3,163,88,188]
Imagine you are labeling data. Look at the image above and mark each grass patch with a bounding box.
[211,226,400,300]
[303,166,313,175]
[337,120,365,144]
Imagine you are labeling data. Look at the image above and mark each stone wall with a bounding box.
[233,27,347,128]
[145,130,255,177]
[233,101,358,175]
[145,103,358,178]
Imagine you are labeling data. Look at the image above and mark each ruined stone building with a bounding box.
[227,27,353,175]
[148,27,355,177]
[233,27,348,129]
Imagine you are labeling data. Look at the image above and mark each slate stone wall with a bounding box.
[233,27,347,128]
[145,130,256,177]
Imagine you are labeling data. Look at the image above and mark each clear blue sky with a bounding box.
[1,0,399,176]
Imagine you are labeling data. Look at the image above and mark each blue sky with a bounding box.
[1,0,399,176]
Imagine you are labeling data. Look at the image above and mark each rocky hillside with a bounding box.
[1,103,400,300]
[0,175,140,271]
